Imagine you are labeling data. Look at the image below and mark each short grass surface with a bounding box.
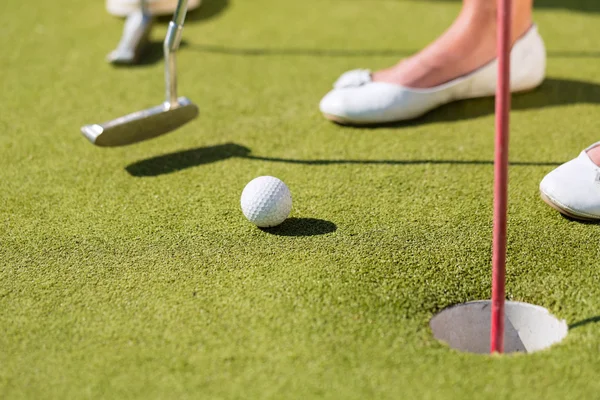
[2,0,600,398]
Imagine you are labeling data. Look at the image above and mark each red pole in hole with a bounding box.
[491,0,512,354]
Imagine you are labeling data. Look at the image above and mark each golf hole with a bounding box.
[430,301,568,354]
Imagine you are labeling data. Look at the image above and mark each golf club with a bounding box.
[107,0,154,65]
[490,0,512,354]
[81,0,198,147]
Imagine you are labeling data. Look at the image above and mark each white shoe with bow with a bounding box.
[319,25,546,125]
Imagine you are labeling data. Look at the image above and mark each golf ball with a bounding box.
[241,176,292,227]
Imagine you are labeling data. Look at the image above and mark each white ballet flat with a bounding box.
[106,0,202,17]
[540,142,600,221]
[319,25,546,125]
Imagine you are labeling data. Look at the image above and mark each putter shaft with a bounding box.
[164,0,189,106]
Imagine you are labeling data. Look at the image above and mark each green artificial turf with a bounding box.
[2,0,600,398]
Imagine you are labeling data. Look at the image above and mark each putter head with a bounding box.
[107,9,154,65]
[81,97,198,147]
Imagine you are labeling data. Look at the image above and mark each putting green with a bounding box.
[2,0,600,398]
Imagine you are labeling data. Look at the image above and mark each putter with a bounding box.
[82,0,198,147]
[107,0,154,65]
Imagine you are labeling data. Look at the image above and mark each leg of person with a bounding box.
[319,0,545,125]
[540,143,600,221]
[373,0,534,88]
[107,0,154,64]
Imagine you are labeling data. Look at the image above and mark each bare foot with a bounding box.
[373,0,533,88]
[587,145,600,166]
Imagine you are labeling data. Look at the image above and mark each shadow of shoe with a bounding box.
[259,218,337,237]
[185,0,230,23]
[559,214,600,225]
[155,0,230,23]
[354,78,600,129]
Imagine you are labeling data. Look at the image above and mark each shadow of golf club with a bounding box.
[569,316,600,329]
[187,44,416,58]
[125,142,563,177]
[259,218,337,237]
[187,44,600,60]
[126,142,249,176]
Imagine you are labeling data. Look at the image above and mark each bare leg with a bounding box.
[372,0,534,88]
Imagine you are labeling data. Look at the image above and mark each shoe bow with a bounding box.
[333,69,372,89]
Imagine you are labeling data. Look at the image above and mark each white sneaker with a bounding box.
[540,142,600,221]
[319,25,546,125]
[106,0,202,17]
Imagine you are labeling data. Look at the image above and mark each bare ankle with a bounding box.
[463,0,533,42]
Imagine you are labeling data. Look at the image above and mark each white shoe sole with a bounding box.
[106,0,202,17]
[540,191,599,221]
[321,84,539,126]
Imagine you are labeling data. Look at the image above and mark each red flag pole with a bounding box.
[490,0,512,354]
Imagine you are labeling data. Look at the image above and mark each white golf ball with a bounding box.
[241,176,292,227]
